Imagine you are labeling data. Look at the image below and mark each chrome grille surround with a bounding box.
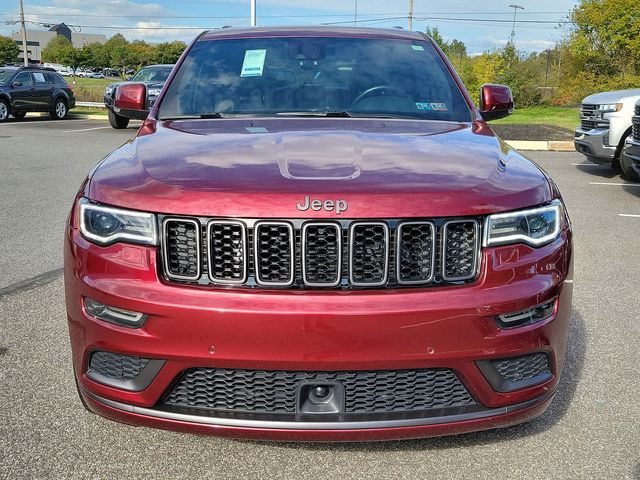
[302,222,342,287]
[207,220,247,285]
[160,217,482,289]
[349,222,390,287]
[162,218,201,281]
[442,220,480,281]
[396,221,436,285]
[253,221,295,286]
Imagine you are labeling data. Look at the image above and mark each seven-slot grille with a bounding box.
[162,367,475,415]
[161,218,481,289]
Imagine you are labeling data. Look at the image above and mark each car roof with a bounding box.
[200,26,426,42]
[140,64,175,68]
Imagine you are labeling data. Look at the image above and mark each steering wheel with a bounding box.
[351,85,407,107]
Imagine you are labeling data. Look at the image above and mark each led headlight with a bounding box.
[485,201,562,247]
[79,199,157,246]
[599,103,622,112]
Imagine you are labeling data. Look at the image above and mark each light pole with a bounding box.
[508,4,524,41]
[408,0,414,31]
[19,0,29,65]
[250,0,256,27]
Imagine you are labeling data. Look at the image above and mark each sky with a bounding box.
[0,0,581,54]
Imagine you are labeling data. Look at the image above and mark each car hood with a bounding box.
[582,89,640,104]
[88,118,552,218]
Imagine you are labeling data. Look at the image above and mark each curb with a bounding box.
[505,140,574,152]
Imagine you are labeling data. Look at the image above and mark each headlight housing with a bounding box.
[79,199,157,246]
[484,201,562,247]
[599,103,623,112]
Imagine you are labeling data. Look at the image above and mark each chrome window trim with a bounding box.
[301,222,342,287]
[207,220,248,285]
[349,221,389,287]
[162,218,201,281]
[254,221,295,286]
[396,221,436,285]
[441,219,480,282]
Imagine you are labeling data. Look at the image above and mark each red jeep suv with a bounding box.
[65,27,573,441]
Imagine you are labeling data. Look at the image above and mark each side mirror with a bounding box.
[479,84,514,121]
[11,81,22,87]
[115,83,146,111]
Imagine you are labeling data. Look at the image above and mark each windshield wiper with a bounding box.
[274,111,351,117]
[160,112,225,120]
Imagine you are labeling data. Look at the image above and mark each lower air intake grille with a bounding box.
[163,368,475,414]
[88,351,149,381]
[493,353,550,382]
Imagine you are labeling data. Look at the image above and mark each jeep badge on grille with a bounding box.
[296,195,348,215]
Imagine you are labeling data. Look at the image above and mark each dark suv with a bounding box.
[0,66,75,122]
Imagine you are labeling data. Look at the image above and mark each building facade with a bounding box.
[12,23,107,63]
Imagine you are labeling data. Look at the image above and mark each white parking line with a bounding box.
[571,163,601,166]
[589,182,640,187]
[618,214,640,218]
[63,126,111,133]
[1,119,83,125]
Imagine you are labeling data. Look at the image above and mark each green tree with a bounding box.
[0,35,20,64]
[41,35,74,66]
[570,0,640,75]
[153,41,186,64]
[104,33,129,70]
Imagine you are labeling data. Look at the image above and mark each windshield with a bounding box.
[158,36,471,121]
[0,69,17,84]
[132,66,172,82]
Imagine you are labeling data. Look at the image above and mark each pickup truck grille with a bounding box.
[633,105,640,140]
[161,217,480,289]
[580,103,609,131]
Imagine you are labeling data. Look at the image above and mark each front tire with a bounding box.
[50,98,68,120]
[620,151,640,182]
[0,99,9,122]
[108,109,130,129]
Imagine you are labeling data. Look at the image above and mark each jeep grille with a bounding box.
[161,217,481,289]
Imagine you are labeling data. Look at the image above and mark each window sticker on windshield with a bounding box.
[416,102,432,111]
[430,102,448,111]
[241,49,267,77]
[411,45,425,51]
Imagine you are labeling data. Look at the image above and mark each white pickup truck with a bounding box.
[574,89,640,180]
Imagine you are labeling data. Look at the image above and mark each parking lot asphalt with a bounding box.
[1,120,639,479]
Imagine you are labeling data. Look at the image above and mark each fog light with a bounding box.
[497,298,557,329]
[83,297,147,328]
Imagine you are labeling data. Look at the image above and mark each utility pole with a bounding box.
[408,0,414,31]
[508,4,524,42]
[19,0,28,66]
[250,0,256,27]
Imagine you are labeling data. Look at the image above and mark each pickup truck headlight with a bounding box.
[79,199,157,246]
[484,202,562,247]
[599,103,623,112]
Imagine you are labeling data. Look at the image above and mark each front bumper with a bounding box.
[65,225,573,441]
[623,138,640,176]
[574,127,616,163]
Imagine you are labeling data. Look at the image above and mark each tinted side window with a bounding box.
[14,72,34,86]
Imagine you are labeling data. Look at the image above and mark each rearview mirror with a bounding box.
[115,83,146,111]
[479,84,514,121]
